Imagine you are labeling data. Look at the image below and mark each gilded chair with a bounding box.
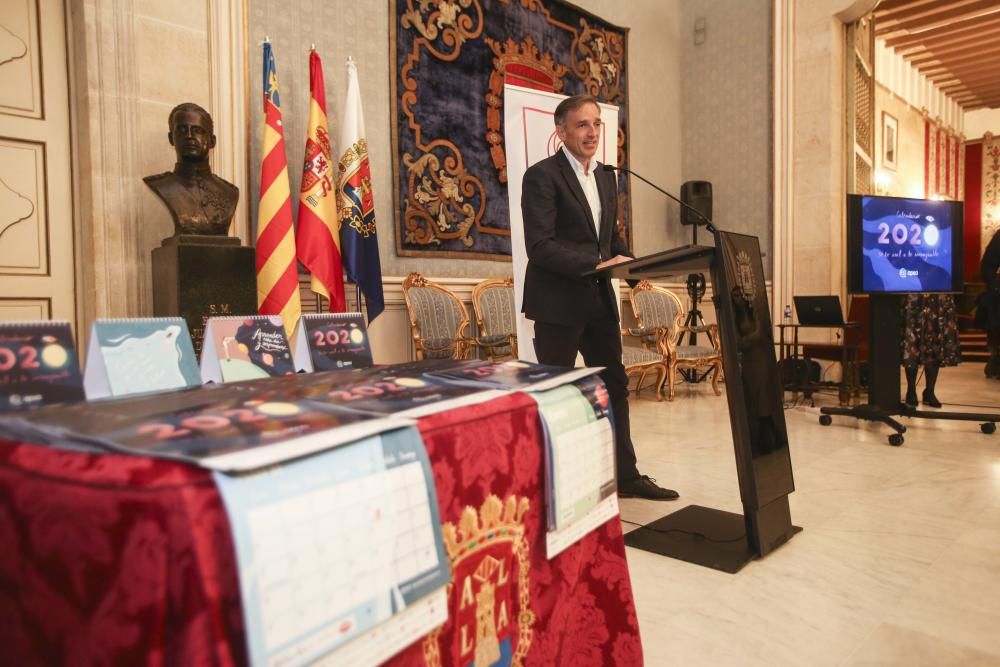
[622,345,668,401]
[402,272,473,360]
[628,280,723,401]
[472,277,518,361]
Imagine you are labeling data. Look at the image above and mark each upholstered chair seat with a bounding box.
[472,277,518,361]
[627,280,724,401]
[622,346,667,401]
[403,272,474,360]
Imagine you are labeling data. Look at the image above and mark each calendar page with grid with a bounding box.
[313,588,447,666]
[552,418,615,520]
[532,377,617,534]
[214,426,450,667]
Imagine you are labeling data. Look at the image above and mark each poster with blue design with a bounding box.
[83,318,200,399]
[858,195,960,292]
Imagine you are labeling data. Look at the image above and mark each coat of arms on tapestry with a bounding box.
[391,0,631,260]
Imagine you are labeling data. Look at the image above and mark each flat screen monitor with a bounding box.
[847,194,963,294]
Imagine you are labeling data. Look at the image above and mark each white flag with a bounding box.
[336,58,384,321]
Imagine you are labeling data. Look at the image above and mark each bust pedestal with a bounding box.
[151,235,256,352]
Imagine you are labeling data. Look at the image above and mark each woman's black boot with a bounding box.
[904,365,918,407]
[922,364,942,408]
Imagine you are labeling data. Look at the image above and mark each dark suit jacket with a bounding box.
[521,150,630,325]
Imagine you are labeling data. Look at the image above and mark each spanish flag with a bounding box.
[296,49,346,312]
[255,41,301,338]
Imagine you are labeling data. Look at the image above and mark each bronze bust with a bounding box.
[144,103,239,236]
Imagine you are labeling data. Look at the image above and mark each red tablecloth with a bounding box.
[0,393,641,666]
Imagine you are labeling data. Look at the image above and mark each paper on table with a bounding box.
[427,358,603,393]
[531,375,618,555]
[0,381,410,472]
[214,426,451,667]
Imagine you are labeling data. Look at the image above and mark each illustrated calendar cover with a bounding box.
[427,359,602,393]
[214,426,451,666]
[289,361,503,418]
[533,374,617,539]
[0,381,409,471]
[0,321,85,412]
[293,312,373,372]
[83,318,200,399]
[201,316,296,383]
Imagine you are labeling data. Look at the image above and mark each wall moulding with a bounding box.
[68,0,145,323]
[208,0,250,243]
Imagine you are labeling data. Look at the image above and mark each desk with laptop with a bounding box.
[778,296,862,405]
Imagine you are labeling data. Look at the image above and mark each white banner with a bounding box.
[503,85,621,362]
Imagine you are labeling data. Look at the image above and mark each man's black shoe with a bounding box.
[617,475,679,501]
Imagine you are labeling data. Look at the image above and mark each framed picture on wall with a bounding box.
[882,112,898,171]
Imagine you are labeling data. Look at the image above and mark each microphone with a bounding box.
[602,164,717,234]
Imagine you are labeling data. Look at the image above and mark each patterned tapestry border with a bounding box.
[390,0,631,260]
[982,132,1000,256]
[923,111,963,201]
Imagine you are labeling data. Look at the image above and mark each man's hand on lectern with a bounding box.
[595,255,631,270]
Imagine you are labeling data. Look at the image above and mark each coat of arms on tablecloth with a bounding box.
[422,494,534,667]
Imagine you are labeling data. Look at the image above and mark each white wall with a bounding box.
[574,0,684,258]
[965,109,1000,141]
[681,0,773,267]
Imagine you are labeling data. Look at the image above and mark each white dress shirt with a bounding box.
[561,145,602,237]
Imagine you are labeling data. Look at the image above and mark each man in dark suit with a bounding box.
[521,94,678,501]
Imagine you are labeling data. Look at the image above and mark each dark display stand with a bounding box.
[152,235,257,353]
[595,234,801,573]
[819,294,998,446]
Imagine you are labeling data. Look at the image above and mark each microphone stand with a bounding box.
[602,164,717,234]
[604,164,715,383]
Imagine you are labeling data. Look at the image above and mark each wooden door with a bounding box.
[0,0,75,326]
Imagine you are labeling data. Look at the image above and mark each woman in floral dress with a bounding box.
[901,294,961,407]
[977,229,1000,378]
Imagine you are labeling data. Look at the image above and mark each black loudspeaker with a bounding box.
[680,181,712,226]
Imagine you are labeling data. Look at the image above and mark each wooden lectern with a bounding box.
[594,232,800,572]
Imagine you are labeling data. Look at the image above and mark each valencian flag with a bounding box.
[296,50,346,312]
[256,41,301,338]
[337,58,384,322]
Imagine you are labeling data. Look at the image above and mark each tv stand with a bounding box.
[819,294,998,446]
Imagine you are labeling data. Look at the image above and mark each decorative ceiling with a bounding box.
[874,0,1000,110]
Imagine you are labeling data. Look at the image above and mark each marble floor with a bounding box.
[622,363,1000,666]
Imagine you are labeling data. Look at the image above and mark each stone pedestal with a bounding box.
[152,235,256,352]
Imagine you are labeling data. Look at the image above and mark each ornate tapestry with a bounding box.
[390,0,631,260]
[982,132,1000,257]
[923,113,963,201]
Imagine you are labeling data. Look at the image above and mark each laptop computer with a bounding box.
[793,295,845,326]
